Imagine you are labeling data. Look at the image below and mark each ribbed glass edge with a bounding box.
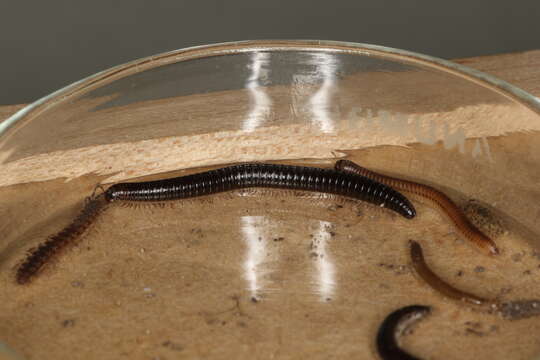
[2,39,540,137]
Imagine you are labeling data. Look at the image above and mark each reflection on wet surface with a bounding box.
[241,216,271,300]
[241,216,337,303]
[311,221,336,302]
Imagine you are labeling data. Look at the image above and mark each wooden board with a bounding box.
[0,50,539,187]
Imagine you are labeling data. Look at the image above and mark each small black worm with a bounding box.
[105,163,416,218]
[376,305,431,360]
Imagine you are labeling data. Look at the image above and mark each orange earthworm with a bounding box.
[335,160,499,255]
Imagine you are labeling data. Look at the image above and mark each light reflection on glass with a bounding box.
[308,53,339,134]
[242,52,272,132]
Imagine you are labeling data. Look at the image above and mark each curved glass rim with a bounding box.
[2,39,540,137]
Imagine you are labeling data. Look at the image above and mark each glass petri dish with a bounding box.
[1,40,540,359]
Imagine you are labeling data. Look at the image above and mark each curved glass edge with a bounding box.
[351,41,540,111]
[2,39,540,138]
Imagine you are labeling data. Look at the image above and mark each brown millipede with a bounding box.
[335,159,499,256]
[15,194,109,285]
[376,304,431,360]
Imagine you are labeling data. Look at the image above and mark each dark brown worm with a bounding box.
[409,240,540,320]
[335,160,499,255]
[105,163,416,219]
[376,305,431,360]
[409,240,490,306]
[16,194,109,285]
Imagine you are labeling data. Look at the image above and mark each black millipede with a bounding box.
[104,163,416,219]
[376,305,431,360]
[335,159,499,255]
[16,162,415,284]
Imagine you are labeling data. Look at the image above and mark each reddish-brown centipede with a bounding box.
[15,194,109,285]
[335,159,499,255]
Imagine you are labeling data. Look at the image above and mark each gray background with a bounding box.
[1,0,539,105]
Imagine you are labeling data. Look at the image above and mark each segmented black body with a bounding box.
[335,160,499,255]
[105,163,416,218]
[376,305,431,360]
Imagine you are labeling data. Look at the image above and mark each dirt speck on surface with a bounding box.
[474,266,486,273]
[162,340,184,352]
[499,300,540,320]
[62,319,76,328]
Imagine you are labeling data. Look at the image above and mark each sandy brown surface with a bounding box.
[1,132,540,359]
